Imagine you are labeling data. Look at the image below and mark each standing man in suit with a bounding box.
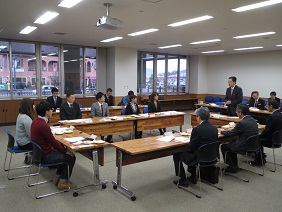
[46,87,63,111]
[173,107,218,187]
[220,104,258,173]
[248,91,265,110]
[268,91,280,105]
[104,88,114,106]
[225,76,243,116]
[60,93,82,120]
[252,99,282,165]
[91,92,112,142]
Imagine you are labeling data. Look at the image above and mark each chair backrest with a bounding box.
[215,102,224,106]
[272,129,282,146]
[213,96,221,102]
[143,107,149,113]
[78,104,83,108]
[117,101,124,106]
[221,97,226,102]
[245,134,260,152]
[30,141,42,165]
[121,109,126,115]
[197,141,220,164]
[242,99,249,104]
[5,129,15,149]
[205,96,213,103]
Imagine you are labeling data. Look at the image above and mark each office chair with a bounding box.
[205,96,213,103]
[213,96,221,102]
[177,141,223,198]
[242,99,249,104]
[143,107,149,114]
[27,141,70,199]
[3,129,34,180]
[224,134,264,182]
[221,97,226,102]
[263,129,282,172]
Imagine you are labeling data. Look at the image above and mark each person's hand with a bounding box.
[225,100,231,105]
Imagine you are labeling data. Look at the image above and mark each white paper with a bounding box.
[157,135,175,142]
[64,137,85,143]
[174,137,190,143]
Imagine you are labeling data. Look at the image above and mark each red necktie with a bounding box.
[101,104,104,117]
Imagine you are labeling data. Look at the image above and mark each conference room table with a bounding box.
[53,128,109,197]
[49,105,148,125]
[59,111,185,139]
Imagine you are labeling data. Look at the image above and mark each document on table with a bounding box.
[157,136,175,142]
[174,137,190,143]
[64,137,85,143]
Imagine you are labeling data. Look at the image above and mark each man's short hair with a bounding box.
[129,94,136,102]
[229,76,237,83]
[268,99,280,109]
[66,93,74,98]
[106,88,112,93]
[270,91,277,96]
[128,90,134,96]
[195,106,210,121]
[36,101,53,116]
[96,92,104,100]
[251,91,259,96]
[51,87,59,93]
[236,103,249,115]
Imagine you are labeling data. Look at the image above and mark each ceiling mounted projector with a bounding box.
[97,3,123,30]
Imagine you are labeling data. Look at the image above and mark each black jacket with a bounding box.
[59,102,82,120]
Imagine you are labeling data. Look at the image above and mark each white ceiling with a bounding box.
[0,0,282,55]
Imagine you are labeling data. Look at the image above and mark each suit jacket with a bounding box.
[46,96,63,111]
[104,94,114,106]
[148,100,161,113]
[268,97,281,105]
[125,103,140,115]
[260,110,282,142]
[59,102,82,120]
[225,85,243,116]
[90,102,110,118]
[221,115,258,152]
[248,98,265,110]
[182,121,218,165]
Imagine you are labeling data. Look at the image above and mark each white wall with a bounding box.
[205,50,282,98]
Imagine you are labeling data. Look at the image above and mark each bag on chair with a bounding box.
[199,166,219,184]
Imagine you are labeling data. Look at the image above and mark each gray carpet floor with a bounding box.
[1,111,282,212]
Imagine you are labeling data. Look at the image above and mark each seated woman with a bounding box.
[16,98,35,164]
[148,92,166,135]
[125,94,142,139]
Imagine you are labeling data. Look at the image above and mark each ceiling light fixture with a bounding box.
[190,39,221,45]
[128,28,159,36]
[34,11,59,24]
[234,47,263,51]
[201,50,225,54]
[276,44,282,46]
[168,15,213,27]
[100,37,123,42]
[158,44,182,49]
[58,0,83,8]
[233,32,275,39]
[232,0,282,12]
[19,26,37,34]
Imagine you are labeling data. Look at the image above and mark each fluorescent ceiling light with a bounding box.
[276,44,282,47]
[19,26,37,34]
[190,39,221,45]
[100,37,123,43]
[158,44,182,49]
[201,50,225,54]
[128,28,159,36]
[232,0,282,12]
[234,47,263,51]
[34,11,59,24]
[168,15,213,27]
[233,32,275,39]
[58,0,83,8]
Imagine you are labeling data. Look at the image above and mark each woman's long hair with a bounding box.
[19,98,35,120]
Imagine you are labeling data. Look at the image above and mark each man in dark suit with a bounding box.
[252,99,282,165]
[225,76,243,116]
[221,104,259,173]
[46,87,63,111]
[268,91,280,105]
[60,93,82,120]
[173,107,218,187]
[248,91,265,110]
[104,88,114,106]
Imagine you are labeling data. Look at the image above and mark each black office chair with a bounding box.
[224,134,264,182]
[3,129,34,180]
[27,141,70,199]
[264,129,282,172]
[177,141,223,198]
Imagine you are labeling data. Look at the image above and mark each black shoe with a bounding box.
[106,138,113,143]
[224,166,239,173]
[160,131,164,135]
[251,159,266,166]
[187,177,197,184]
[173,179,189,187]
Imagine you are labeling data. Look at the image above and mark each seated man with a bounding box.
[120,90,134,106]
[268,91,280,105]
[221,104,259,173]
[104,88,114,106]
[31,101,76,190]
[46,87,63,111]
[91,92,113,143]
[60,93,82,120]
[173,107,218,187]
[252,99,282,165]
[248,91,265,110]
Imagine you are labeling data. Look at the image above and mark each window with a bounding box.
[85,48,96,95]
[0,41,10,96]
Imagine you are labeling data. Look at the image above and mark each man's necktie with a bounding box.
[231,88,234,95]
[101,104,104,117]
[70,104,73,108]
[255,100,258,107]
[54,97,57,105]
